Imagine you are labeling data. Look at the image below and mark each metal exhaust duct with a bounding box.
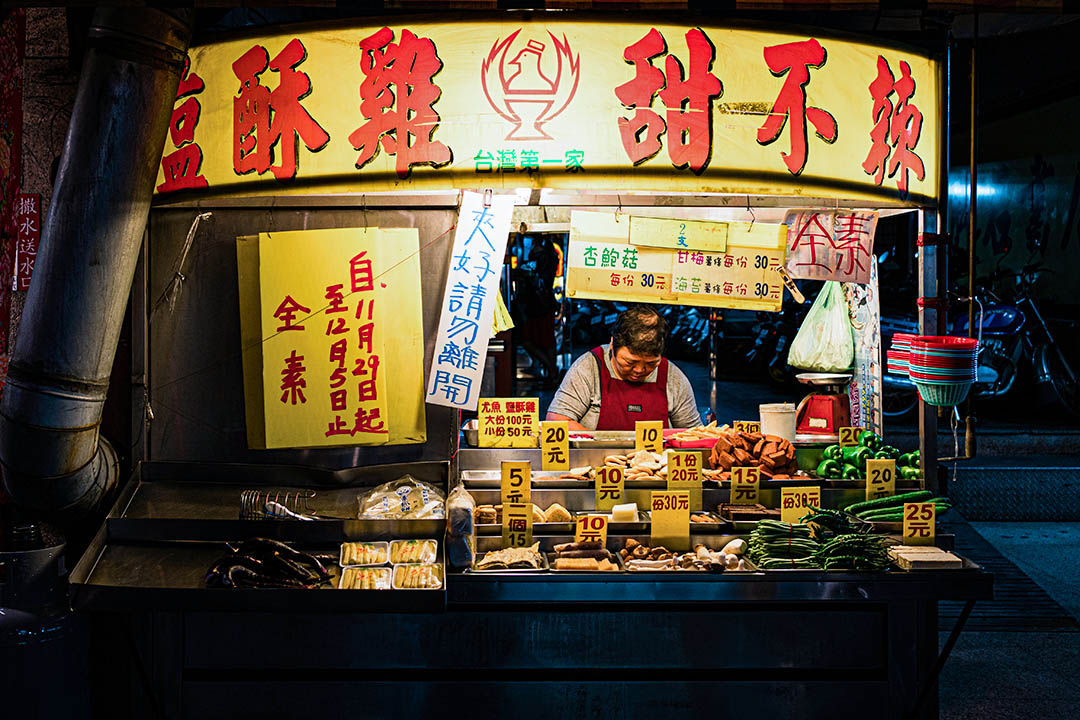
[0,8,192,518]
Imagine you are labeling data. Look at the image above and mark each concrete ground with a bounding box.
[939,522,1080,720]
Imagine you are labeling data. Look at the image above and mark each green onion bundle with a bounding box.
[747,520,822,569]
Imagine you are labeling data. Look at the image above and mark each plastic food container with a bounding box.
[390,539,438,564]
[759,403,796,442]
[338,566,391,590]
[339,541,389,567]
[392,563,444,589]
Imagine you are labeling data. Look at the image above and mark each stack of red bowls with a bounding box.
[908,335,979,406]
[886,332,917,376]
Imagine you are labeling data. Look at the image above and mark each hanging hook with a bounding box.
[614,194,623,222]
[483,188,493,207]
[746,195,756,230]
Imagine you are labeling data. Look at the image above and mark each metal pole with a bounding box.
[0,8,192,518]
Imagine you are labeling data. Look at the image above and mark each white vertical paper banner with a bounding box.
[426,191,516,410]
[844,256,882,435]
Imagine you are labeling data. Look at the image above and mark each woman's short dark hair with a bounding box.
[611,305,666,356]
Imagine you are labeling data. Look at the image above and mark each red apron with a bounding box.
[591,346,669,431]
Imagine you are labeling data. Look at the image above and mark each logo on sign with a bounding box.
[481,30,580,141]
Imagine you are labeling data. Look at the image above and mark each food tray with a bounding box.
[338,566,391,590]
[391,563,444,589]
[460,470,591,488]
[569,431,635,448]
[690,511,726,525]
[390,539,438,564]
[547,552,625,573]
[468,551,550,573]
[339,541,389,567]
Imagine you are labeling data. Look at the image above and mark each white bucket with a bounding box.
[759,403,796,442]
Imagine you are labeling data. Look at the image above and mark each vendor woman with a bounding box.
[545,305,701,431]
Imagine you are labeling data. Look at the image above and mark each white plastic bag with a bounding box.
[787,281,854,372]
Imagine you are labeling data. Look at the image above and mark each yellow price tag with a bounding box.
[865,458,896,501]
[501,461,531,507]
[730,466,760,505]
[595,466,625,512]
[903,503,936,546]
[635,421,663,453]
[478,397,539,448]
[733,421,761,434]
[666,450,702,510]
[650,490,690,552]
[838,426,861,447]
[502,503,533,548]
[574,514,609,546]
[780,486,822,524]
[540,420,570,471]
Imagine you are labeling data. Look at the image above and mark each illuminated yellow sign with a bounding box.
[158,22,940,205]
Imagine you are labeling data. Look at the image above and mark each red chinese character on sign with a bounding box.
[350,27,452,179]
[350,251,374,293]
[354,355,381,401]
[158,57,209,193]
[353,407,388,435]
[615,28,722,174]
[274,295,310,332]
[862,56,925,193]
[789,213,832,272]
[279,350,307,405]
[756,39,837,175]
[233,38,330,181]
[330,388,348,411]
[833,214,872,276]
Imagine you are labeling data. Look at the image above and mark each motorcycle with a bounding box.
[880,265,1080,417]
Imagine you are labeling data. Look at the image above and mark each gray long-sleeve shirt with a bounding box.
[546,344,701,430]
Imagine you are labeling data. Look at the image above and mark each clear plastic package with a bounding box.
[357,475,445,519]
[339,541,389,567]
[392,563,443,589]
[338,566,391,590]
[390,539,438,564]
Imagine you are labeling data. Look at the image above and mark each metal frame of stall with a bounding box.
[66,15,984,720]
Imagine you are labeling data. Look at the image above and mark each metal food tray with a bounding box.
[569,431,636,448]
[476,521,575,535]
[460,470,592,488]
[468,551,550,573]
[546,551,625,573]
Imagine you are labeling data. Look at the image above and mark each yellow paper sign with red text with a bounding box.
[903,503,936,546]
[575,515,609,546]
[479,398,539,448]
[239,227,426,449]
[780,486,822,524]
[595,466,625,512]
[650,490,691,552]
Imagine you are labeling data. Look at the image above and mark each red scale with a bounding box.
[794,373,851,443]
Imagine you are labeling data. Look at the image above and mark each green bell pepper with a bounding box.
[841,463,863,480]
[878,445,901,459]
[897,452,916,468]
[874,449,896,460]
[900,465,921,480]
[857,430,882,451]
[815,459,842,479]
[840,445,871,470]
[823,444,844,461]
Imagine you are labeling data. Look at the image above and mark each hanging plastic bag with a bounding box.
[787,281,854,372]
